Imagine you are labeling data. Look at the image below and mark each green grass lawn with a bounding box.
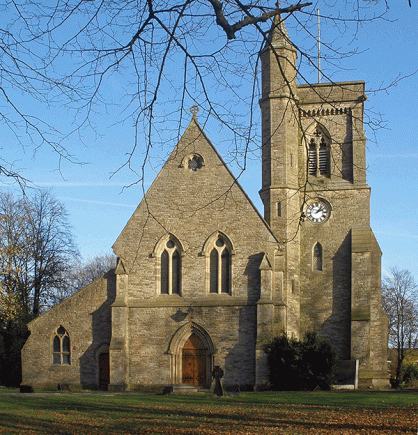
[0,390,417,434]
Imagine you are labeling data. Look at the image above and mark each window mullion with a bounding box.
[217,248,222,294]
[168,250,173,295]
[315,143,320,177]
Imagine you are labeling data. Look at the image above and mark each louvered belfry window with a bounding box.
[319,138,328,175]
[308,127,330,177]
[308,139,317,175]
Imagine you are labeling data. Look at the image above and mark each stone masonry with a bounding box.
[21,14,389,391]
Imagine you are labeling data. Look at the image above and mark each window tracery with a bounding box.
[160,237,182,295]
[53,326,70,365]
[153,234,183,296]
[181,153,204,171]
[203,232,233,295]
[307,126,330,177]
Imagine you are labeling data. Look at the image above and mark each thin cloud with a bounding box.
[58,196,137,208]
[33,181,131,187]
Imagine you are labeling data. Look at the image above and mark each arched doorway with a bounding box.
[182,334,207,386]
[98,353,110,390]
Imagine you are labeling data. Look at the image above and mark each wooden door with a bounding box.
[182,335,207,386]
[99,353,110,390]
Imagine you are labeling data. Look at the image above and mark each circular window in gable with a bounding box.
[183,154,204,171]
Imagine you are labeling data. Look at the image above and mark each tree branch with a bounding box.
[206,1,312,39]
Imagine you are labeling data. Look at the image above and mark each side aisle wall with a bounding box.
[21,272,115,390]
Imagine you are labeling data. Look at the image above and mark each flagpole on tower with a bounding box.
[317,8,321,83]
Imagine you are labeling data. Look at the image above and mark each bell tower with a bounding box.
[259,14,301,337]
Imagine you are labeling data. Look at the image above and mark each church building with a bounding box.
[21,16,389,391]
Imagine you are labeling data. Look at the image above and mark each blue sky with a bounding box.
[1,2,418,282]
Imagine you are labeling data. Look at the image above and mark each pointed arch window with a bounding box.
[313,243,323,271]
[53,326,71,365]
[203,232,233,295]
[307,126,330,177]
[160,238,181,295]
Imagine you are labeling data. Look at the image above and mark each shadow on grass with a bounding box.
[0,392,417,434]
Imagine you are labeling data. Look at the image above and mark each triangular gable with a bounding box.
[113,115,277,258]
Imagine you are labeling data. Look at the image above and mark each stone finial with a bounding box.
[271,13,291,45]
[263,2,294,50]
[190,105,199,119]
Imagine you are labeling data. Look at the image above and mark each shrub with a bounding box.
[263,334,301,391]
[264,332,338,391]
[401,363,418,387]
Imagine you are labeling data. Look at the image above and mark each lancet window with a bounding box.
[160,238,181,295]
[53,326,71,365]
[153,234,183,296]
[203,232,233,295]
[313,243,323,271]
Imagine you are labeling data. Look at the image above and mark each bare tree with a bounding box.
[53,253,117,305]
[1,1,397,186]
[382,268,418,384]
[0,190,79,319]
[72,253,117,291]
[0,189,79,386]
[0,194,27,323]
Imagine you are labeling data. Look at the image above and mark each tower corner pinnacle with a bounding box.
[263,6,296,52]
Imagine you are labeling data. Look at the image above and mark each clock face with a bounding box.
[307,201,329,223]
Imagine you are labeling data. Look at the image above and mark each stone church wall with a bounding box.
[110,120,279,390]
[21,272,115,390]
[299,188,371,359]
[126,304,257,390]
